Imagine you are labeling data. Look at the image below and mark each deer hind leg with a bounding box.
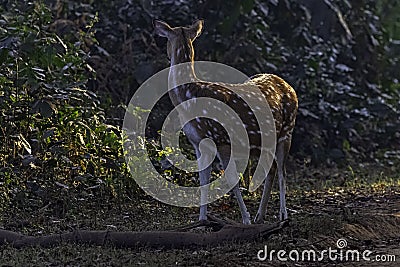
[276,139,291,221]
[254,162,277,223]
[218,147,251,225]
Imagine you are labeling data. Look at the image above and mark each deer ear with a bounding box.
[187,20,204,40]
[154,20,173,38]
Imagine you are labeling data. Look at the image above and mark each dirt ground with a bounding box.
[0,165,399,266]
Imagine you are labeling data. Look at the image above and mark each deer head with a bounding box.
[154,20,203,64]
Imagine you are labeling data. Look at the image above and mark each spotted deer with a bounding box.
[154,20,298,224]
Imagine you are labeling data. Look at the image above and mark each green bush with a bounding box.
[0,1,134,214]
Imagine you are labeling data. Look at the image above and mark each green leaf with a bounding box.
[19,134,32,154]
[77,133,85,146]
[343,139,351,152]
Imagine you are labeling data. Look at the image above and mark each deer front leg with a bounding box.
[254,163,277,223]
[277,167,287,221]
[276,141,289,221]
[198,165,212,221]
[218,150,251,225]
[233,184,251,225]
[195,146,212,221]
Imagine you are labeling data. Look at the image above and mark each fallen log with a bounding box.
[0,220,288,249]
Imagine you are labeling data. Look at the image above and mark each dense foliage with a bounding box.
[0,2,132,213]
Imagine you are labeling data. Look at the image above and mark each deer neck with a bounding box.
[168,31,197,106]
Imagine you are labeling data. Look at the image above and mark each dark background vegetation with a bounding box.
[1,0,399,197]
[0,0,399,265]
